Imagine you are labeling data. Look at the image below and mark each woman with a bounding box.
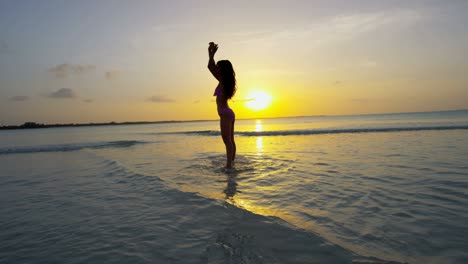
[207,42,236,169]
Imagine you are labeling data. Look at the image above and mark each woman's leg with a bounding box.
[220,116,234,168]
[231,118,236,161]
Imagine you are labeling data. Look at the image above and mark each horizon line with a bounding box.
[1,108,466,129]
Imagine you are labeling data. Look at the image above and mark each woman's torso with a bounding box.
[214,83,229,110]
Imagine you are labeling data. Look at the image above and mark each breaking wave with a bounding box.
[160,125,468,137]
[0,140,148,155]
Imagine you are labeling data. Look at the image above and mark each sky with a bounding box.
[1,0,467,125]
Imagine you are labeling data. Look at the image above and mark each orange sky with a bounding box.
[1,1,468,125]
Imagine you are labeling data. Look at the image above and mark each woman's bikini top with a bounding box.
[213,83,223,96]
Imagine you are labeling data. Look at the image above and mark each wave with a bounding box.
[0,140,148,155]
[0,145,403,263]
[161,125,468,137]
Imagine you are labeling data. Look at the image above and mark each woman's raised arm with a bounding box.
[208,42,221,81]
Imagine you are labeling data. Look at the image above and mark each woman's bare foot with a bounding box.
[223,166,234,173]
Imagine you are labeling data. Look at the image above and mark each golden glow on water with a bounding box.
[256,137,263,155]
[255,120,263,155]
[227,196,312,234]
[255,119,263,132]
[230,197,277,217]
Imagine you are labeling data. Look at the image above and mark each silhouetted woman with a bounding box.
[208,42,236,169]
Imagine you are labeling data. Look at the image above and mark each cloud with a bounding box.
[49,64,95,78]
[235,98,255,103]
[333,81,342,86]
[48,88,76,99]
[247,68,305,77]
[228,9,424,46]
[151,23,193,33]
[358,60,378,68]
[105,70,121,80]
[10,95,29,101]
[147,95,175,103]
[193,99,200,104]
[130,23,194,50]
[329,9,423,34]
[83,99,93,103]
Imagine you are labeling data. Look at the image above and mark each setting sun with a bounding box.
[245,91,273,111]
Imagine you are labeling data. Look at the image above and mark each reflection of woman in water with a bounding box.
[224,176,238,200]
[208,42,237,169]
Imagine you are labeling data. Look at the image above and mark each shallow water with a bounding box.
[1,110,468,263]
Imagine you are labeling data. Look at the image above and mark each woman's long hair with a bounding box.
[217,60,236,99]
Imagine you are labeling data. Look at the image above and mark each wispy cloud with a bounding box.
[358,59,378,68]
[247,68,305,77]
[10,95,29,101]
[228,9,424,46]
[49,64,95,78]
[130,23,193,49]
[193,99,200,104]
[83,99,93,103]
[326,58,378,73]
[151,23,193,33]
[105,70,121,80]
[48,88,76,99]
[147,95,175,103]
[235,98,255,103]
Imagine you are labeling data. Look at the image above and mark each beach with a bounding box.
[1,110,468,263]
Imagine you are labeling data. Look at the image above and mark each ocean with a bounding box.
[1,110,468,264]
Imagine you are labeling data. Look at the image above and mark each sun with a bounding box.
[245,90,273,111]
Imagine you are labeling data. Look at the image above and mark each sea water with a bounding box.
[1,110,468,264]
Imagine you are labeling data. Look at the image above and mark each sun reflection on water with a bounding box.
[256,137,263,155]
[255,120,263,155]
[255,119,263,132]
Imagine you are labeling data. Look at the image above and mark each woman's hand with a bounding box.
[208,42,220,80]
[208,42,218,58]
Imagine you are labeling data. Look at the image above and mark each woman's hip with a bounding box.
[218,107,235,118]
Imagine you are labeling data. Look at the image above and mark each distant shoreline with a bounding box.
[0,121,192,130]
[1,109,466,130]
